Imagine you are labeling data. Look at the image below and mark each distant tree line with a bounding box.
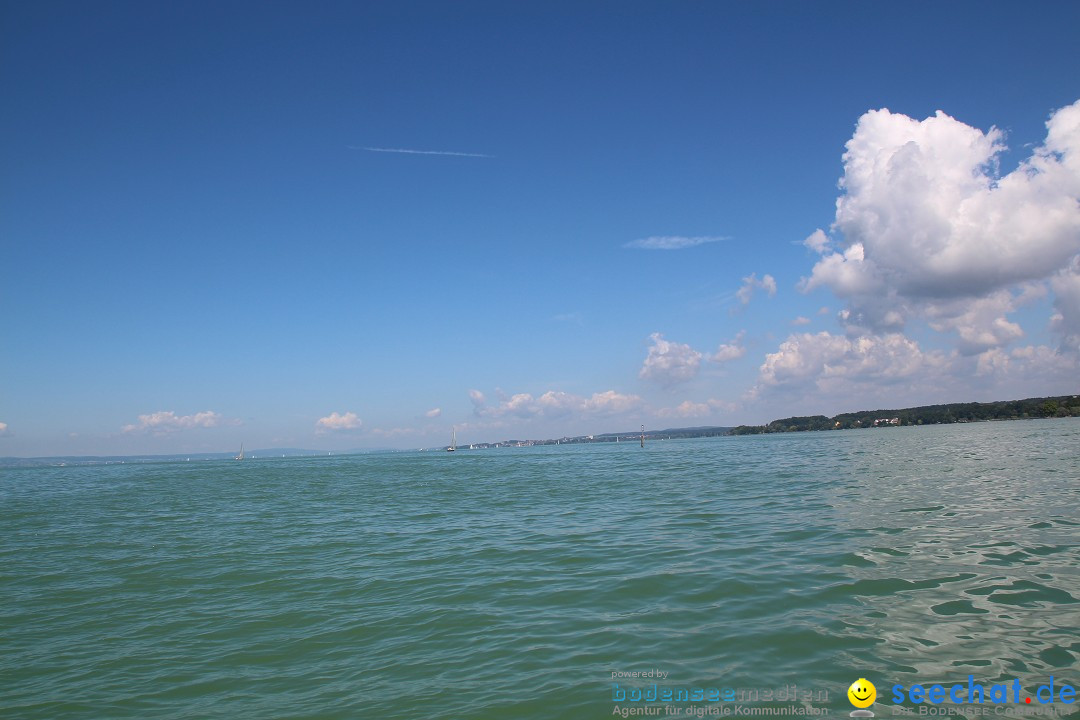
[730,395,1080,435]
[517,426,733,446]
[594,426,732,441]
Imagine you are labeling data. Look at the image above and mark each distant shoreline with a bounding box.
[459,394,1079,449]
[728,394,1078,436]
[3,395,1075,466]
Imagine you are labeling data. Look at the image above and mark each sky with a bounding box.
[2,1,1079,456]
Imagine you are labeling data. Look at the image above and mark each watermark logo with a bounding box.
[848,678,876,717]
[608,672,831,717]
[890,676,1076,708]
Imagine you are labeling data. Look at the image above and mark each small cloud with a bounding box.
[711,331,747,363]
[583,390,643,415]
[804,229,831,254]
[469,389,487,415]
[468,388,642,419]
[817,306,831,316]
[425,408,442,418]
[657,400,711,418]
[624,235,727,250]
[792,316,812,326]
[736,273,777,305]
[639,333,704,386]
[122,411,225,435]
[0,421,10,437]
[551,311,584,325]
[316,411,362,433]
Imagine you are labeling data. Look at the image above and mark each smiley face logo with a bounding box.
[848,678,876,709]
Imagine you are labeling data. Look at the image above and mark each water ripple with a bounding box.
[2,419,1078,718]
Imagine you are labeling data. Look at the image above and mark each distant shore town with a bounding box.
[454,394,1077,449]
[2,395,1075,466]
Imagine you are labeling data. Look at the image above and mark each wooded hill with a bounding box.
[730,395,1080,435]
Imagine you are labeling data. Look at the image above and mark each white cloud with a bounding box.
[1005,345,1079,375]
[1050,256,1080,353]
[534,391,581,416]
[736,272,777,305]
[425,408,442,418]
[469,388,642,419]
[122,410,224,434]
[800,241,879,297]
[657,400,711,418]
[792,316,811,326]
[755,330,1077,409]
[711,330,747,362]
[974,347,1012,377]
[803,229,831,254]
[923,289,1039,355]
[656,397,737,419]
[583,390,643,415]
[0,422,10,437]
[624,235,727,250]
[972,345,1079,392]
[639,332,704,386]
[758,332,941,392]
[315,411,362,432]
[801,100,1080,353]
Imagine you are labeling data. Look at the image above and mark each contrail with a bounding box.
[624,235,729,250]
[350,146,493,158]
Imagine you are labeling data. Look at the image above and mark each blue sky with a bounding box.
[2,1,1079,455]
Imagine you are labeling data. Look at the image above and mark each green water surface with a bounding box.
[3,420,1078,718]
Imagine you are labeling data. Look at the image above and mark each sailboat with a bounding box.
[235,443,244,460]
[447,427,456,452]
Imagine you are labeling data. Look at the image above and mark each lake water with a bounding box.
[3,420,1079,718]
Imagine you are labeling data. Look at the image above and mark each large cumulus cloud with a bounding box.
[801,100,1080,353]
[759,332,941,392]
[639,333,704,386]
